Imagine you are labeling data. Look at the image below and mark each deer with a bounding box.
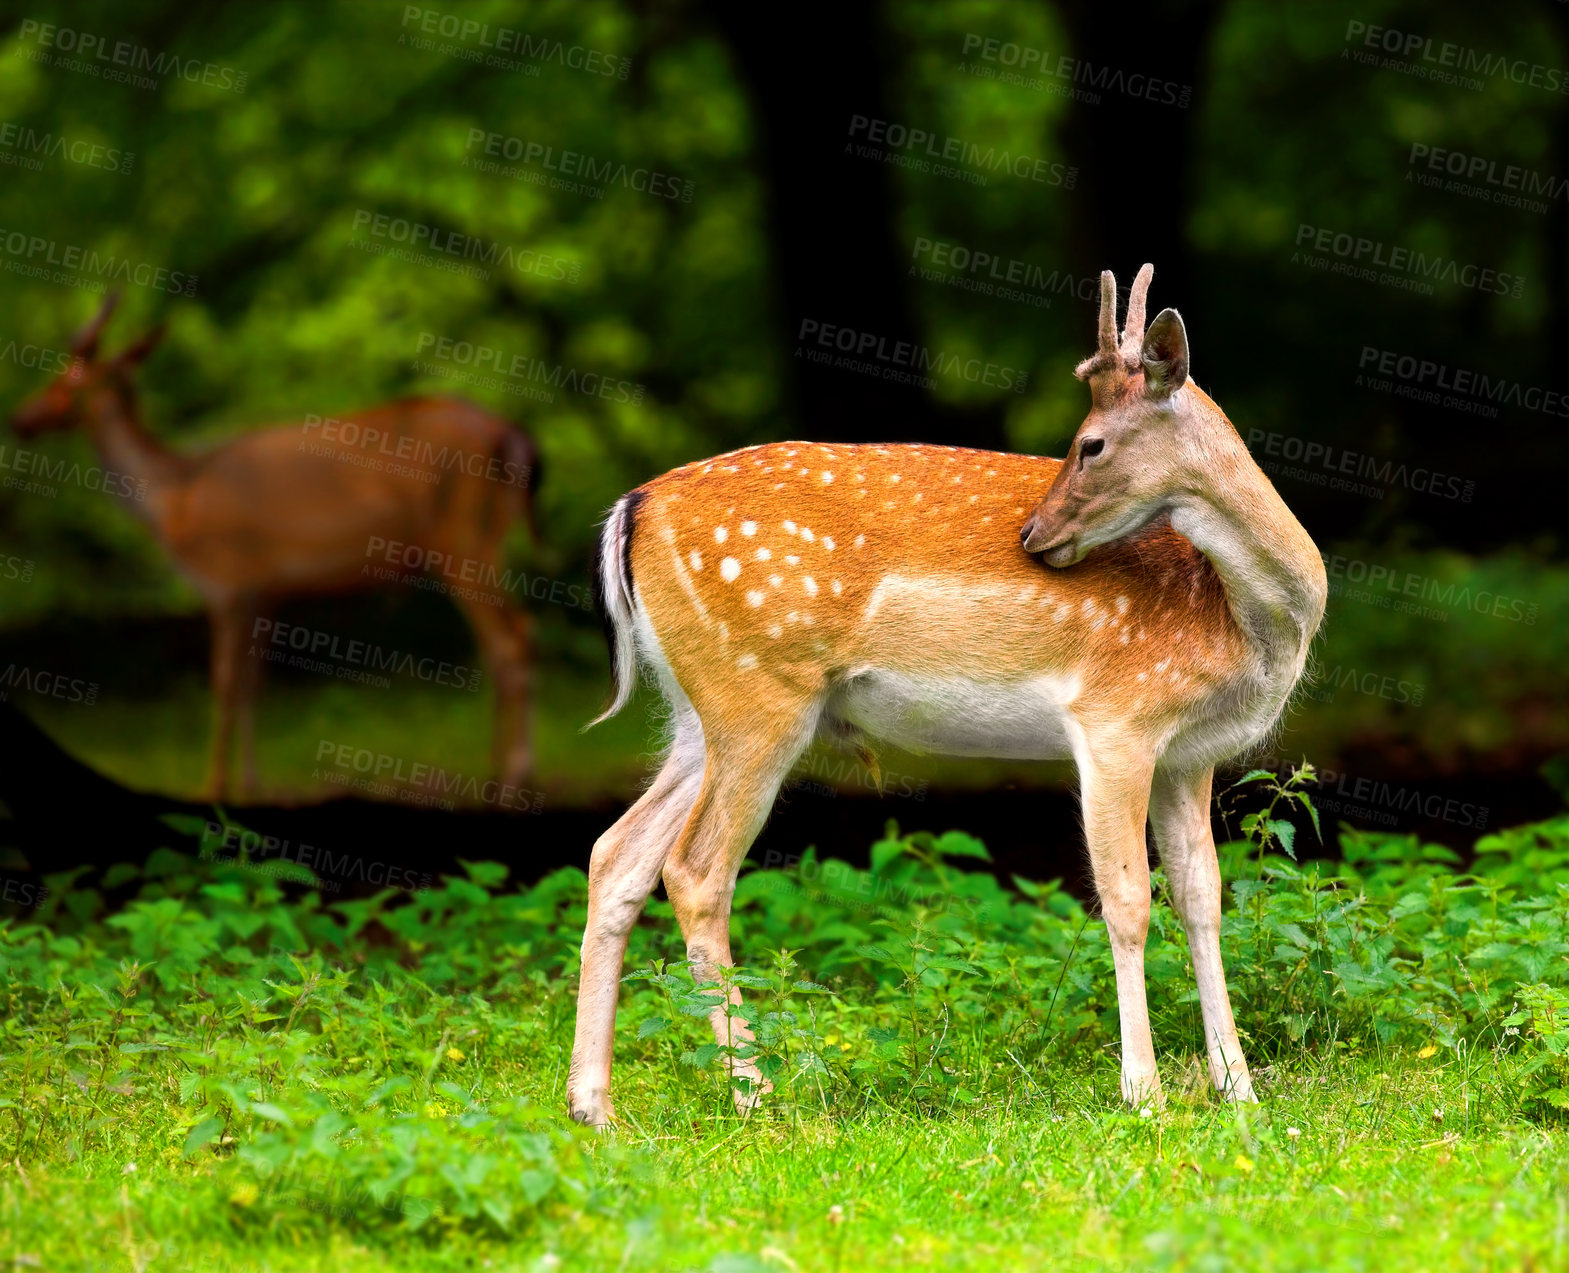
[9,294,540,800]
[567,263,1327,1126]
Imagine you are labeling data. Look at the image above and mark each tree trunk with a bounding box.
[1057,0,1220,312]
[702,4,1006,447]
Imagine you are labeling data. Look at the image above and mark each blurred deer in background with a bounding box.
[10,294,541,799]
[568,264,1326,1126]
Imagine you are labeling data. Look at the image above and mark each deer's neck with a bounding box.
[1167,422,1326,673]
[83,383,186,516]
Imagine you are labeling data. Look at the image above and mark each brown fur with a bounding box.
[9,298,540,798]
[631,440,1247,739]
[566,265,1326,1124]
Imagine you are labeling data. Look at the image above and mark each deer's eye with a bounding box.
[1079,437,1105,463]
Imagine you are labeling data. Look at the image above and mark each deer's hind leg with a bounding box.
[661,693,823,1114]
[454,590,533,785]
[568,711,706,1127]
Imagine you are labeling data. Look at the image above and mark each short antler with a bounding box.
[1096,269,1118,359]
[1075,270,1120,385]
[71,292,120,359]
[1120,263,1154,366]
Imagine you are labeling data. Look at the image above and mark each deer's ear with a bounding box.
[117,324,166,367]
[1141,308,1188,399]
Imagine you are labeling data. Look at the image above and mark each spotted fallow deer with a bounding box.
[570,264,1327,1125]
[9,294,540,799]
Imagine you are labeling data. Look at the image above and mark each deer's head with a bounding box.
[10,293,164,438]
[1021,264,1196,567]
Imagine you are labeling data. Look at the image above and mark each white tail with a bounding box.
[588,491,643,727]
[566,265,1327,1125]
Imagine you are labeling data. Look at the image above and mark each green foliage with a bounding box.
[4,806,1569,1266]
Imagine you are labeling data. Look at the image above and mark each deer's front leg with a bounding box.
[1075,734,1161,1108]
[1150,766,1256,1102]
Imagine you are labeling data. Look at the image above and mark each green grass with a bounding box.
[4,802,1569,1271]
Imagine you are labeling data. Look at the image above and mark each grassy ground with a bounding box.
[3,804,1568,1270]
[4,1058,1561,1272]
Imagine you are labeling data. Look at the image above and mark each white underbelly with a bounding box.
[826,669,1079,761]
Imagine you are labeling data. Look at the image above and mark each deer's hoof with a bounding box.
[567,1090,615,1130]
[731,1076,773,1117]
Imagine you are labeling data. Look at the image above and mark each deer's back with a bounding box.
[626,441,1250,747]
[160,397,528,595]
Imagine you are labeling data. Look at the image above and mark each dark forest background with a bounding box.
[1,0,1566,870]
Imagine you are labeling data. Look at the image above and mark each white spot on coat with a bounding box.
[720,557,741,582]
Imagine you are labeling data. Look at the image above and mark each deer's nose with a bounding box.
[1019,517,1036,547]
